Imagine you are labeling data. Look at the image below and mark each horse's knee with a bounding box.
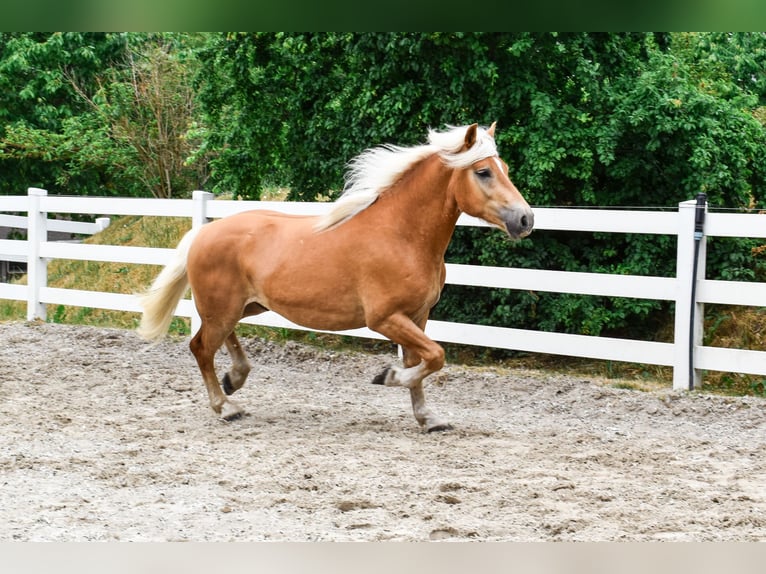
[423,344,445,372]
[189,332,201,355]
[402,342,444,372]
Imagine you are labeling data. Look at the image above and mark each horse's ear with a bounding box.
[464,123,479,149]
[487,121,497,137]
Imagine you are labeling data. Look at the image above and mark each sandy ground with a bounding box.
[1,321,765,542]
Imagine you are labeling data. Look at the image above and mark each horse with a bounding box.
[137,122,534,431]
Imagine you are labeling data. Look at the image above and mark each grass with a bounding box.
[698,305,766,396]
[1,211,764,397]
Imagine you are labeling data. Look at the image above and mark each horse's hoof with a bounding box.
[222,373,235,395]
[371,366,392,385]
[222,412,243,422]
[427,422,454,433]
[220,401,244,421]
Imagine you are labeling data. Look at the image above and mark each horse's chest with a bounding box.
[401,262,445,311]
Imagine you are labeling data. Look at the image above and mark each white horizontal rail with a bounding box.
[446,263,676,300]
[530,207,680,234]
[242,312,676,366]
[0,239,28,258]
[696,346,766,376]
[424,320,676,366]
[697,279,766,307]
[39,242,174,266]
[705,212,766,239]
[208,200,629,231]
[205,199,329,219]
[0,214,29,228]
[0,282,26,300]
[39,196,194,218]
[0,196,27,211]
[0,213,109,235]
[241,311,387,340]
[40,287,194,317]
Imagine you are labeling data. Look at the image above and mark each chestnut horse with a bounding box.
[137,123,533,431]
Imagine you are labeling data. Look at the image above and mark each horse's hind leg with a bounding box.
[222,332,251,396]
[222,301,268,395]
[190,321,244,421]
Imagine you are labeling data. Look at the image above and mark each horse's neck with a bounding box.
[385,155,461,256]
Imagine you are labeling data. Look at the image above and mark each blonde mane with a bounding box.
[314,124,498,232]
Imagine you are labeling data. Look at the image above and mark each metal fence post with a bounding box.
[672,199,707,390]
[26,187,48,321]
[190,190,213,336]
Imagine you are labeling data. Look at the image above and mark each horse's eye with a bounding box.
[475,168,492,179]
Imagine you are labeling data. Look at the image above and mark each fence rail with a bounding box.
[2,188,765,390]
[0,208,110,265]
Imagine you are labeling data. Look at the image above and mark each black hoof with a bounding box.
[222,373,235,395]
[427,423,454,433]
[372,367,391,385]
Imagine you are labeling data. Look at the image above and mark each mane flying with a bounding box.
[314,124,498,232]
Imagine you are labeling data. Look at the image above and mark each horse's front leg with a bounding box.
[370,313,453,432]
[408,374,453,433]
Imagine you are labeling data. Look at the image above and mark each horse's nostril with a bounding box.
[521,215,528,229]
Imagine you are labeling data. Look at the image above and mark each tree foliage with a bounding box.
[0,33,206,198]
[0,32,124,195]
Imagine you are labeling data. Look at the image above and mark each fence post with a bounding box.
[672,199,707,390]
[95,217,111,232]
[26,187,48,321]
[191,190,213,336]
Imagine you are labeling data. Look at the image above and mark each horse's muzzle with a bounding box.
[502,207,534,239]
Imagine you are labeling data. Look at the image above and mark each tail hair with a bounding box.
[136,227,200,342]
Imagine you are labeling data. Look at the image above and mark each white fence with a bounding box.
[0,201,109,281]
[2,187,765,391]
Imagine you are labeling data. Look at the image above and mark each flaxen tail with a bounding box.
[137,227,200,342]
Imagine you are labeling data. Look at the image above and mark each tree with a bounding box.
[0,32,126,195]
[65,33,207,198]
[0,33,206,198]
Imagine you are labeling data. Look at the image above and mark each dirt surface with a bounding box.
[1,321,765,541]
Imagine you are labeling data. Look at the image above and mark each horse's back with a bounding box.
[192,209,314,252]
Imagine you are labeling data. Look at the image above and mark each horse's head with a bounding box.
[448,123,534,239]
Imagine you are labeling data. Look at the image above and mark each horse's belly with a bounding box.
[274,304,367,332]
[252,256,366,331]
[263,284,367,332]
